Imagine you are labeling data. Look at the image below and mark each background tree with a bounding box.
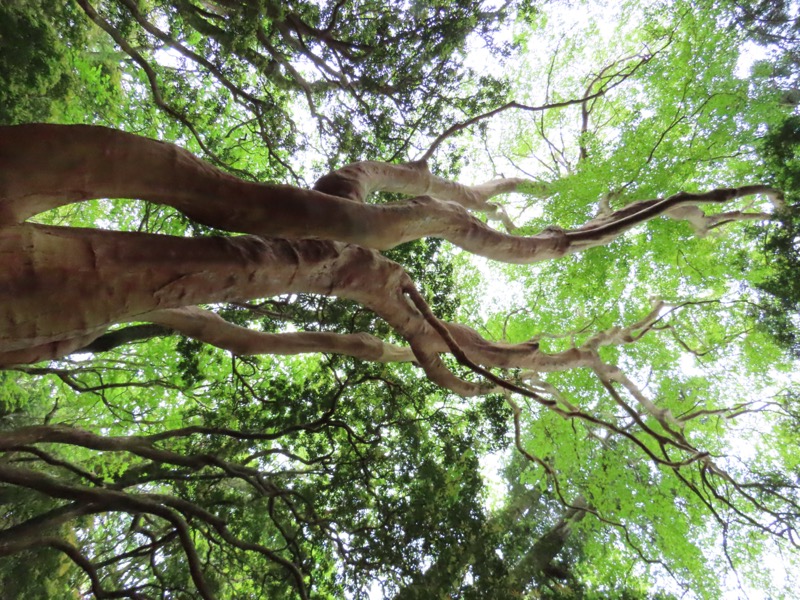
[1,0,799,598]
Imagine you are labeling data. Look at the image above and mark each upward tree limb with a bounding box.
[0,125,781,265]
[417,46,661,162]
[0,123,782,390]
[140,306,417,363]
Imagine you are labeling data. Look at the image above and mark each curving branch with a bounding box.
[0,465,219,599]
[0,125,781,265]
[417,46,661,162]
[139,306,416,363]
[0,122,782,393]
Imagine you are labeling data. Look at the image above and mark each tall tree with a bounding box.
[0,0,798,598]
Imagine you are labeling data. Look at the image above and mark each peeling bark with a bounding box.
[1,124,778,263]
[0,124,782,399]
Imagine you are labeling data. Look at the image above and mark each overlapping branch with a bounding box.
[1,3,795,596]
[0,125,781,265]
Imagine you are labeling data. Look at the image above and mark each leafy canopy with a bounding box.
[1,0,799,599]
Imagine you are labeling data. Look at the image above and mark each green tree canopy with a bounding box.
[0,1,798,599]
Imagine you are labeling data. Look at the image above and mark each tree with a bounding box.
[1,0,799,598]
[0,0,122,125]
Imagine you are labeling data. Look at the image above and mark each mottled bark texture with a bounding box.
[0,124,782,396]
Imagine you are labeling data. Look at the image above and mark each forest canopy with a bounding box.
[1,0,799,598]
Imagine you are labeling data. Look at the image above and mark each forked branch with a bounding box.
[0,124,781,266]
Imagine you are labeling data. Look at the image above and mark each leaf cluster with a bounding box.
[748,116,800,355]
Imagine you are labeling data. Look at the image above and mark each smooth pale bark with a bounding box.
[0,218,616,394]
[0,224,500,394]
[0,225,324,356]
[313,159,525,208]
[62,298,671,381]
[1,124,779,264]
[141,306,417,363]
[93,302,681,417]
[0,123,782,397]
[0,124,536,258]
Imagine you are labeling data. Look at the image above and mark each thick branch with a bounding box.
[313,158,525,210]
[0,225,491,394]
[0,221,725,401]
[1,124,779,266]
[78,324,171,353]
[139,306,415,362]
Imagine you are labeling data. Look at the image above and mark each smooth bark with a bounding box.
[0,124,782,398]
[1,124,778,263]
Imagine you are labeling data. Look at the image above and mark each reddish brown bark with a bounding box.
[0,124,782,398]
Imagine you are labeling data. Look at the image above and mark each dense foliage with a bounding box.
[1,0,799,598]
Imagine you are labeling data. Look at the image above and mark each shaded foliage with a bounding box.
[1,0,800,599]
[0,0,84,123]
[748,116,800,355]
